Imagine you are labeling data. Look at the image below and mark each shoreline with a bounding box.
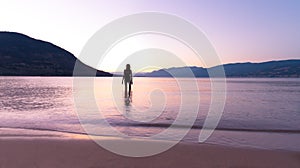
[0,128,299,168]
[1,127,300,151]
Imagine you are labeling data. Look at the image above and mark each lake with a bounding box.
[0,77,299,151]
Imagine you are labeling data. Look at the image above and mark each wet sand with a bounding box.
[0,133,299,168]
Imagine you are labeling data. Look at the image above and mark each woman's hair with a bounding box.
[126,64,131,70]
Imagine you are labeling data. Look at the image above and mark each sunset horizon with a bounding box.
[1,30,299,73]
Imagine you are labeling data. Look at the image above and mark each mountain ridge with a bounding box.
[136,59,300,78]
[0,31,112,76]
[0,32,299,77]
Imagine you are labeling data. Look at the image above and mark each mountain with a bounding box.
[1,32,298,77]
[137,60,300,78]
[0,32,112,76]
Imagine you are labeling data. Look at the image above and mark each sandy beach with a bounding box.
[0,129,299,168]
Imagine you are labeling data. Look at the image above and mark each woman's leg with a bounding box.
[124,82,128,97]
[129,83,131,96]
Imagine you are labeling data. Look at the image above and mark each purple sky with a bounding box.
[1,0,299,69]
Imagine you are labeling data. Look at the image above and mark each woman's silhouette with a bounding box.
[122,64,133,97]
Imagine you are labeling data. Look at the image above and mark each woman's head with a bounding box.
[126,64,131,70]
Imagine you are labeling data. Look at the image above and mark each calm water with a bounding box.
[0,77,299,151]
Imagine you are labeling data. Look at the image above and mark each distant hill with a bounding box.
[0,32,112,76]
[1,32,298,77]
[137,60,300,78]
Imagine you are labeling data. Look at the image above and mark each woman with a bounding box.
[122,64,133,97]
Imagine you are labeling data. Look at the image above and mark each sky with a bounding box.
[1,0,300,71]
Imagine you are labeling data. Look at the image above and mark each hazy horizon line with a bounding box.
[106,59,299,73]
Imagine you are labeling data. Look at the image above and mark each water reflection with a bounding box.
[124,92,132,113]
[0,78,71,111]
[124,94,132,106]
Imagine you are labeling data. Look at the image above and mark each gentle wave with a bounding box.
[2,123,300,137]
[111,122,300,133]
[0,126,88,136]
